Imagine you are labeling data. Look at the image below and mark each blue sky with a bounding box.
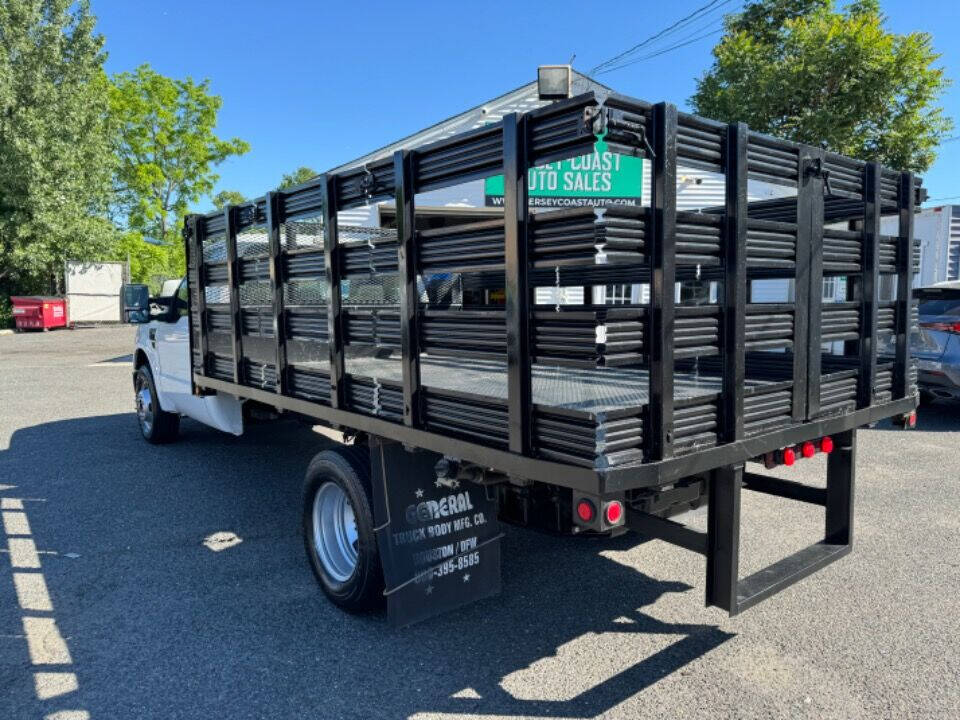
[94,0,960,210]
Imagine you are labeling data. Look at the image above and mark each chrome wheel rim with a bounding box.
[135,375,154,436]
[312,481,359,582]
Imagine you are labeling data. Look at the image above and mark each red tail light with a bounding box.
[801,441,816,458]
[820,436,834,454]
[908,411,917,428]
[604,501,623,525]
[576,499,595,523]
[781,447,796,466]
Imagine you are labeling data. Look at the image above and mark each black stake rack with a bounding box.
[183,89,920,615]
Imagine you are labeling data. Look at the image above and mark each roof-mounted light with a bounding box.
[538,65,572,101]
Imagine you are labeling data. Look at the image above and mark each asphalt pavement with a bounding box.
[1,327,958,719]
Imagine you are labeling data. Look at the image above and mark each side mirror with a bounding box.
[121,284,150,323]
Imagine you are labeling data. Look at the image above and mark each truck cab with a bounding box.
[126,279,243,442]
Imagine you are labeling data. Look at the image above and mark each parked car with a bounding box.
[912,281,960,403]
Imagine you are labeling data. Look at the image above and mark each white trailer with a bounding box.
[64,260,127,325]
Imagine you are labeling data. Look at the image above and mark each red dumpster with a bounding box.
[10,296,68,331]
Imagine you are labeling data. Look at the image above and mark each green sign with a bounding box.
[484,138,643,209]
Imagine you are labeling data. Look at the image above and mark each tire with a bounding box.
[134,364,180,444]
[303,446,384,612]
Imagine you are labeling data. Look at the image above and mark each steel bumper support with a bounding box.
[626,429,857,616]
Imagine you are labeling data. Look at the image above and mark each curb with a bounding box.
[0,329,14,336]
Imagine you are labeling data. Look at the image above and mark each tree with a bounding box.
[110,64,249,277]
[211,190,247,209]
[0,0,116,298]
[108,232,170,291]
[691,0,952,172]
[279,166,318,189]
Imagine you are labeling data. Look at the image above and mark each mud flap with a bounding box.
[369,437,502,627]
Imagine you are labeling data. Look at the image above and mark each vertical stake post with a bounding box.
[225,205,243,385]
[322,175,345,410]
[894,172,915,399]
[723,122,748,442]
[503,113,532,455]
[265,191,287,395]
[395,150,422,427]
[188,214,208,381]
[859,163,881,408]
[798,146,824,419]
[650,102,678,460]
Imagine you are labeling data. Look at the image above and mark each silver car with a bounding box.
[912,282,960,403]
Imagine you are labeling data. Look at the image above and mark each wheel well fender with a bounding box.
[134,348,149,370]
[133,349,150,389]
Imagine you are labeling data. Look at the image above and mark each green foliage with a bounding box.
[110,64,250,277]
[727,0,829,43]
[279,166,318,189]
[211,190,247,209]
[691,0,952,172]
[0,295,11,329]
[108,232,171,290]
[0,0,116,297]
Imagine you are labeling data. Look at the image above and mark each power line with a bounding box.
[588,0,730,74]
[596,27,725,76]
[927,195,960,202]
[588,0,737,76]
[588,3,726,76]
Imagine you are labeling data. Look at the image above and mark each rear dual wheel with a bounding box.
[303,447,384,612]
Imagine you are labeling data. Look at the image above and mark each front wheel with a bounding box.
[134,365,180,443]
[303,447,383,612]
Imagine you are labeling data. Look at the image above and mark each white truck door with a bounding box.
[155,279,243,435]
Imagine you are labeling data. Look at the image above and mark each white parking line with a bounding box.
[2,492,89,716]
[14,572,54,612]
[8,537,42,568]
[3,510,32,536]
[22,617,72,665]
[34,672,79,700]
